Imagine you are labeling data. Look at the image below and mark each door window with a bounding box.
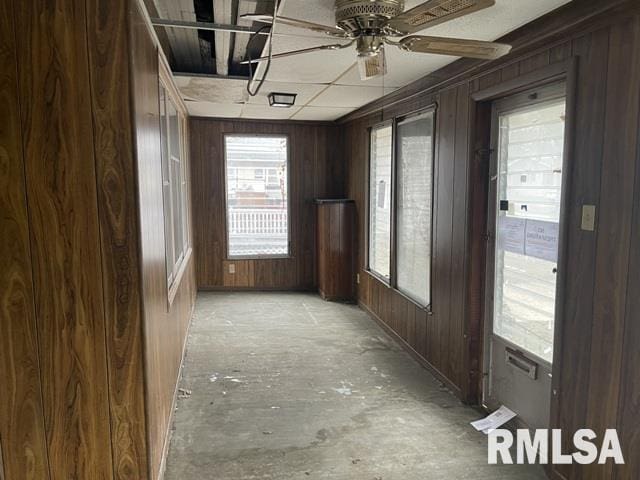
[493,100,566,363]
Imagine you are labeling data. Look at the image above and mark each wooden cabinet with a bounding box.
[316,199,354,301]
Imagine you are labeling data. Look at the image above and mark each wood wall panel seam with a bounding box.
[86,0,150,477]
[83,1,117,478]
[0,0,51,476]
[130,3,197,476]
[14,0,115,476]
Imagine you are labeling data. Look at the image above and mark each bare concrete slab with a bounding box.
[165,292,546,480]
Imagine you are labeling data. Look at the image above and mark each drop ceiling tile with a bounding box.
[309,85,397,108]
[290,106,354,122]
[246,81,328,106]
[240,104,301,120]
[174,76,247,103]
[279,0,337,29]
[412,0,572,38]
[253,35,355,84]
[186,101,243,118]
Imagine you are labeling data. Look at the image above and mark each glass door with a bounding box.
[484,82,567,429]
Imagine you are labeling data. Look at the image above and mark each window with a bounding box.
[225,135,289,258]
[159,82,190,288]
[396,111,434,306]
[493,98,566,363]
[368,124,393,279]
[367,109,435,308]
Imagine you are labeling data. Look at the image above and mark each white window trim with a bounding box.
[159,61,191,305]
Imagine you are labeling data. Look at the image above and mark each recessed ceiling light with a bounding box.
[268,92,297,108]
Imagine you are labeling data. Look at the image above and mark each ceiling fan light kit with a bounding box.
[241,0,512,81]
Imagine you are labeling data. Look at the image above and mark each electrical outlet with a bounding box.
[229,263,236,274]
[581,205,596,231]
[356,273,360,284]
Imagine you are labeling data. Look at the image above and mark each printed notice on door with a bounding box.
[498,216,559,263]
[525,219,559,263]
[498,216,526,255]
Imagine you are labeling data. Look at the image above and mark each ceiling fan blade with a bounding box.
[240,42,354,64]
[397,35,511,60]
[357,49,387,81]
[241,14,348,37]
[386,0,495,35]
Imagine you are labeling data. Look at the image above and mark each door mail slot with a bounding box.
[505,348,538,380]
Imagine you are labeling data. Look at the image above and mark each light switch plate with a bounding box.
[581,205,596,231]
[229,263,236,274]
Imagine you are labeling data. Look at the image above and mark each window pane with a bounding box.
[171,159,184,265]
[396,112,434,306]
[225,136,289,257]
[493,100,566,363]
[159,86,169,183]
[168,98,180,159]
[158,85,173,281]
[368,125,393,279]
[181,118,190,251]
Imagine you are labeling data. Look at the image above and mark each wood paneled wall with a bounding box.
[0,0,49,477]
[342,2,640,479]
[88,0,150,477]
[130,3,196,478]
[13,0,116,477]
[190,118,344,289]
[0,0,195,478]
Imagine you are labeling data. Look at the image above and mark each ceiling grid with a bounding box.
[151,0,572,120]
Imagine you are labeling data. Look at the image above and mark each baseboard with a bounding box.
[358,301,463,399]
[198,286,316,292]
[157,298,196,480]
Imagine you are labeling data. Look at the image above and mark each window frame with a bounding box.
[159,59,191,306]
[366,120,395,284]
[223,133,292,260]
[393,107,437,308]
[366,105,437,312]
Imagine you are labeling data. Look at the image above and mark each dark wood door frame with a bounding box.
[465,58,578,407]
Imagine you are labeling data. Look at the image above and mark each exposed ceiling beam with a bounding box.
[149,17,333,39]
[232,0,261,71]
[150,0,202,72]
[213,0,233,76]
[173,72,249,80]
[150,17,264,35]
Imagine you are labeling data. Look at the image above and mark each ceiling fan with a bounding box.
[240,0,512,80]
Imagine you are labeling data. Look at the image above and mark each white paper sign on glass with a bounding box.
[525,219,559,263]
[498,216,526,255]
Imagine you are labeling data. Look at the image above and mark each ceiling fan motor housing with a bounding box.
[335,0,405,34]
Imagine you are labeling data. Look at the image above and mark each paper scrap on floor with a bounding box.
[470,405,517,434]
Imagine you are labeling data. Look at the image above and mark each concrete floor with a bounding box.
[165,292,546,480]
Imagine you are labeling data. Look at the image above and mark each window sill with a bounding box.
[365,268,391,287]
[226,254,292,261]
[167,247,192,310]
